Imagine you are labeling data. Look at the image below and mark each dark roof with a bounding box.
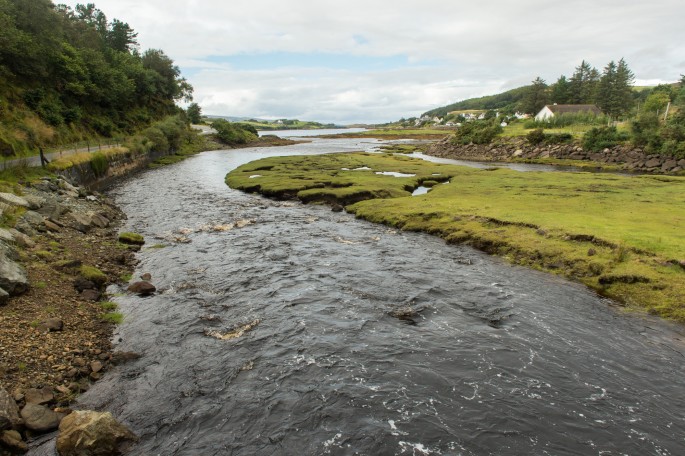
[546,104,602,115]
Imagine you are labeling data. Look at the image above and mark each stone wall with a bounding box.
[55,148,169,189]
[426,137,685,174]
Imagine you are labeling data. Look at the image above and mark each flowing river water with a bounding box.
[51,136,685,454]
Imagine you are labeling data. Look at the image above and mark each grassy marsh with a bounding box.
[227,152,685,321]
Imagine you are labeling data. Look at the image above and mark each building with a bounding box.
[535,104,602,121]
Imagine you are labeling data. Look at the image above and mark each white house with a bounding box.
[535,104,602,122]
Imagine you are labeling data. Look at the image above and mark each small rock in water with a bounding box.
[110,352,140,365]
[127,281,156,295]
[140,273,152,281]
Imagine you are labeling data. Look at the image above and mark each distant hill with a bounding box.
[422,86,530,118]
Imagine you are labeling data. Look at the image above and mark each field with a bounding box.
[227,152,685,321]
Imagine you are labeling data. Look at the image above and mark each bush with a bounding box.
[141,126,169,153]
[582,126,629,152]
[526,128,546,145]
[450,120,502,145]
[211,119,258,145]
[236,123,259,135]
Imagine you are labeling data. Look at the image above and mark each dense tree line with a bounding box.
[524,59,635,118]
[0,0,192,154]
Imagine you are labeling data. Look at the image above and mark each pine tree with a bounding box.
[568,60,600,104]
[550,75,570,104]
[615,58,635,116]
[597,59,635,119]
[521,77,549,114]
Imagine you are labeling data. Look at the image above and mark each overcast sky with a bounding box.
[61,0,685,124]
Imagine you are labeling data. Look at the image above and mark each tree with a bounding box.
[107,19,138,52]
[568,60,600,104]
[596,59,634,119]
[550,75,570,104]
[186,103,202,124]
[521,77,549,115]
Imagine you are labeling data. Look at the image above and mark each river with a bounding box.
[49,135,685,455]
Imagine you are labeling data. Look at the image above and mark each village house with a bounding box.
[535,104,602,121]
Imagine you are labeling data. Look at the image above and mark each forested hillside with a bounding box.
[0,0,192,156]
[422,86,529,118]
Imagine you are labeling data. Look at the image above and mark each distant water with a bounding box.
[258,128,367,137]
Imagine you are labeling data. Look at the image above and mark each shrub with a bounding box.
[526,128,546,145]
[582,126,629,152]
[141,126,169,153]
[211,119,258,145]
[450,120,502,145]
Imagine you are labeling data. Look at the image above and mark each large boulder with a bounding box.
[0,388,22,431]
[56,411,137,456]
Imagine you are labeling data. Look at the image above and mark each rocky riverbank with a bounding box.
[0,175,141,453]
[426,136,685,174]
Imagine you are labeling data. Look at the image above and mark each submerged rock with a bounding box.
[56,410,137,456]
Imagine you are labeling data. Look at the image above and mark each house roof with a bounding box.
[544,104,602,115]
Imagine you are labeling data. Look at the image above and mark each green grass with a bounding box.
[79,265,107,286]
[501,121,632,139]
[226,152,685,321]
[99,301,118,311]
[226,152,454,205]
[100,312,124,324]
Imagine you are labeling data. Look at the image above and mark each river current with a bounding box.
[55,136,685,454]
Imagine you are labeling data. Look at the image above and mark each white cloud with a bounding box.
[59,0,685,123]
